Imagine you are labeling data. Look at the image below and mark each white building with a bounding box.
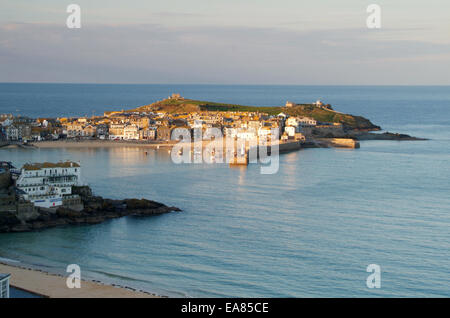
[191,120,204,129]
[284,126,297,137]
[0,118,13,127]
[315,99,324,107]
[5,125,19,140]
[285,101,296,107]
[223,127,238,138]
[123,124,139,140]
[286,117,298,127]
[15,162,83,208]
[297,117,317,127]
[236,128,257,141]
[108,124,125,140]
[0,274,10,298]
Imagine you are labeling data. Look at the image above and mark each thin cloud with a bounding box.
[0,22,449,84]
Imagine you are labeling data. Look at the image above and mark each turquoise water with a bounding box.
[0,85,449,297]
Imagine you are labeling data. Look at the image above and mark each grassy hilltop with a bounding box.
[130,98,380,130]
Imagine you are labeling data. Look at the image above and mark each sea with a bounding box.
[0,84,449,297]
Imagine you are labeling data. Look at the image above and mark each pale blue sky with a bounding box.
[1,0,449,84]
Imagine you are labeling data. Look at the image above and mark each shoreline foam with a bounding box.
[0,262,161,298]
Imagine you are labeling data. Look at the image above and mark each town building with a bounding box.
[108,124,125,140]
[5,125,31,141]
[96,124,109,139]
[123,125,139,140]
[15,161,83,208]
[297,117,317,127]
[156,126,171,141]
[64,122,84,138]
[284,126,297,137]
[139,127,156,140]
[0,274,10,298]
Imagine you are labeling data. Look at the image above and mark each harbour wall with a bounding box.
[316,138,360,149]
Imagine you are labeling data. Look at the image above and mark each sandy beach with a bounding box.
[30,140,176,149]
[0,263,158,298]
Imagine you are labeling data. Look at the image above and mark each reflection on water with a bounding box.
[0,138,449,297]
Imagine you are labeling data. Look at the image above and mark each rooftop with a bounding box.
[0,273,11,280]
[22,161,80,171]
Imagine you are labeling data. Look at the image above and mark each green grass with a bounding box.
[130,99,380,130]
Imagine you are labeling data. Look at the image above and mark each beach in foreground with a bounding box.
[0,263,158,298]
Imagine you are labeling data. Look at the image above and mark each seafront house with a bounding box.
[109,123,125,140]
[5,124,32,141]
[15,162,83,208]
[95,123,109,139]
[82,125,97,138]
[139,127,156,140]
[156,126,171,141]
[63,122,84,138]
[123,124,139,140]
[0,273,10,298]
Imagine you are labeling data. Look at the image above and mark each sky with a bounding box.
[0,0,449,85]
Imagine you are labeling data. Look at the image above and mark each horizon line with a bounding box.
[1,82,450,87]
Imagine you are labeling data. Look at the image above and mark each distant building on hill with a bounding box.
[168,93,184,100]
[285,101,296,108]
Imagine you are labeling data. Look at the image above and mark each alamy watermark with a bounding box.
[366,4,381,29]
[66,264,81,288]
[170,127,280,175]
[366,264,381,289]
[66,4,81,29]
[66,4,381,30]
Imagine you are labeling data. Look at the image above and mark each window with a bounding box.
[1,278,9,298]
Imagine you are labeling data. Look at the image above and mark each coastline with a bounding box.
[0,262,161,298]
[30,140,177,149]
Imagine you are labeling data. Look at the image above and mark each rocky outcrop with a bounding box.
[0,186,181,233]
[352,131,428,141]
[0,211,21,232]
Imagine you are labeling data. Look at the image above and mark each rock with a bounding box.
[72,185,93,198]
[124,198,164,210]
[0,185,181,233]
[354,131,427,141]
[0,211,21,226]
[56,207,83,218]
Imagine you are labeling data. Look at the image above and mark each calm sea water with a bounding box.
[0,84,449,297]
